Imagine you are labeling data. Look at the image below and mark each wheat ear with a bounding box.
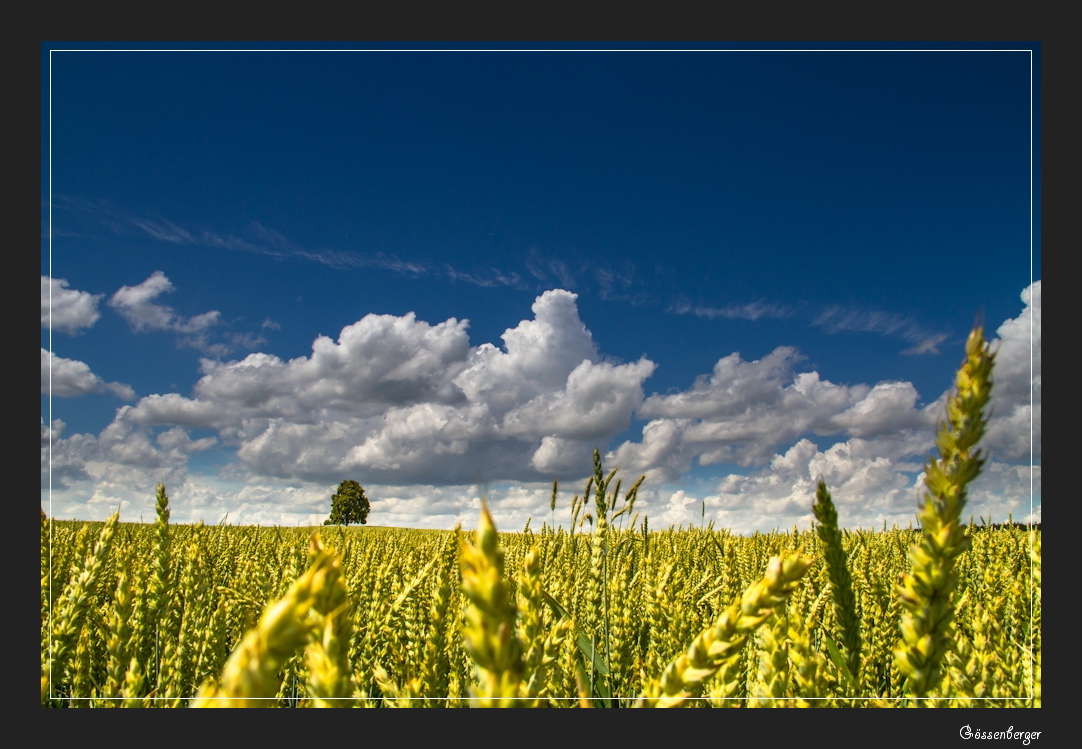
[191,535,341,707]
[894,324,994,700]
[459,503,525,707]
[638,552,813,708]
[811,479,862,683]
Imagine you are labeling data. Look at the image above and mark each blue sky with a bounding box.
[42,43,1040,533]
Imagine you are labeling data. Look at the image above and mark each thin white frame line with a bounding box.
[41,44,1039,705]
[1028,47,1037,700]
[44,48,1037,53]
[46,47,54,701]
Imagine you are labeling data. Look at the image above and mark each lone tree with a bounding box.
[324,480,371,525]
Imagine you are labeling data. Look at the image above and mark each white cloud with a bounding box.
[42,443,560,529]
[690,437,1038,535]
[42,276,102,334]
[657,489,699,528]
[155,426,218,460]
[983,403,1039,462]
[108,271,221,336]
[530,436,594,474]
[901,334,949,356]
[813,305,946,353]
[670,300,791,321]
[42,349,135,399]
[111,290,653,487]
[983,280,1040,460]
[118,393,227,429]
[191,311,471,419]
[502,358,657,441]
[611,348,886,476]
[108,271,178,330]
[828,381,935,438]
[639,347,808,420]
[44,284,1039,533]
[607,418,696,482]
[42,417,209,499]
[610,283,1038,490]
[968,462,1041,524]
[455,289,600,409]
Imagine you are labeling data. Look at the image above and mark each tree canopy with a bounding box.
[325,480,370,525]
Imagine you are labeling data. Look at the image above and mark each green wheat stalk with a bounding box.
[811,479,862,686]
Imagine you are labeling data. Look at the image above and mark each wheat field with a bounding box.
[40,326,1040,707]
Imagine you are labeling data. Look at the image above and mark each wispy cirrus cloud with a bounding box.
[442,264,527,289]
[525,252,577,289]
[667,293,948,354]
[129,214,426,275]
[53,197,670,300]
[900,334,949,356]
[669,299,792,321]
[246,222,430,274]
[812,305,949,355]
[52,196,519,287]
[130,217,200,244]
[525,249,653,305]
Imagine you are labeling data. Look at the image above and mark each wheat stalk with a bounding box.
[638,552,813,708]
[894,324,994,701]
[811,479,862,684]
[458,503,525,707]
[191,535,342,707]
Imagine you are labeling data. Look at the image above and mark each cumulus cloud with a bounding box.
[610,347,928,479]
[43,421,554,528]
[42,417,214,500]
[657,489,700,528]
[680,438,1039,534]
[42,349,135,400]
[983,280,1040,460]
[457,290,600,406]
[44,283,1039,532]
[530,436,594,474]
[108,271,221,337]
[611,282,1039,489]
[187,311,472,420]
[116,393,226,429]
[502,358,657,441]
[967,462,1041,524]
[642,283,1042,533]
[111,290,655,487]
[607,417,695,483]
[42,276,102,334]
[827,381,934,437]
